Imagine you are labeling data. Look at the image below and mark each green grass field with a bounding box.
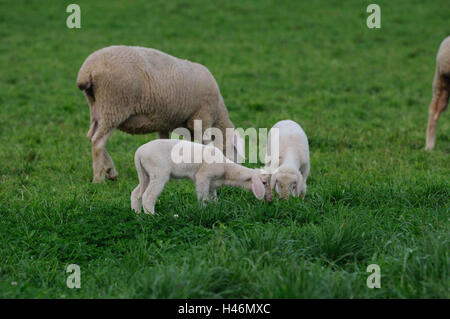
[0,0,449,298]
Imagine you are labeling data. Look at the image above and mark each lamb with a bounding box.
[77,45,244,183]
[130,139,272,215]
[264,120,310,199]
[426,36,450,151]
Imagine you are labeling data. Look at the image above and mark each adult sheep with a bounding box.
[77,45,244,183]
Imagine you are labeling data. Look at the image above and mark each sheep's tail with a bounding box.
[77,64,95,102]
[135,152,150,198]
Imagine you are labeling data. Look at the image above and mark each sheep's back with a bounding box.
[81,46,221,129]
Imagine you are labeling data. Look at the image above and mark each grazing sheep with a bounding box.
[130,139,272,214]
[265,120,310,199]
[77,45,244,183]
[426,36,450,151]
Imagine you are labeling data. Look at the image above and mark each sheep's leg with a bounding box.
[142,176,169,215]
[91,126,114,183]
[85,104,117,180]
[104,151,118,180]
[87,120,97,142]
[426,75,449,151]
[87,104,99,142]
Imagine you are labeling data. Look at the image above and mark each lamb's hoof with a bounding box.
[131,205,141,214]
[143,208,155,215]
[105,167,118,180]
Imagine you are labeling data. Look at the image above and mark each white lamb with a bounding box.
[131,139,272,214]
[265,120,310,199]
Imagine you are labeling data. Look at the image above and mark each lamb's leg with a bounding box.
[299,182,307,199]
[90,126,114,183]
[130,185,142,213]
[195,176,211,203]
[426,74,449,151]
[209,186,218,201]
[299,164,310,199]
[142,176,168,215]
[131,155,150,213]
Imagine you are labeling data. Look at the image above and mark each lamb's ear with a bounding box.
[251,176,265,200]
[233,133,246,162]
[295,171,303,197]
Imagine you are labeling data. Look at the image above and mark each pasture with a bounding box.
[0,0,448,298]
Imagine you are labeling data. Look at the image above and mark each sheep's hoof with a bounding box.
[106,168,118,180]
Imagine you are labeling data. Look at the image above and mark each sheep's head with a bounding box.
[270,168,302,200]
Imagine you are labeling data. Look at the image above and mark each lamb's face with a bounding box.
[247,174,272,202]
[272,169,302,200]
[261,175,273,202]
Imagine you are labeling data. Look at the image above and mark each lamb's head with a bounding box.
[270,167,302,200]
[244,172,273,202]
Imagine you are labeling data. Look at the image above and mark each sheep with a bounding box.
[264,120,310,199]
[426,36,450,151]
[130,139,272,214]
[77,45,244,183]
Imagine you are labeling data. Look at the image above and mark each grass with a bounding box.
[0,0,449,298]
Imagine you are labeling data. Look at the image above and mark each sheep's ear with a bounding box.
[233,133,246,162]
[251,176,265,200]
